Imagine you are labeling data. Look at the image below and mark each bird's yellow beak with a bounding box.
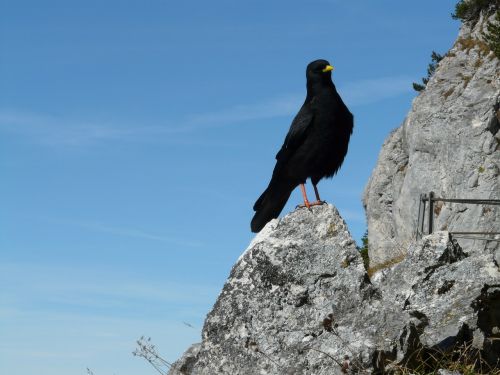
[322,65,334,73]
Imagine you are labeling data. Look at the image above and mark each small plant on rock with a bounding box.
[452,0,500,22]
[483,10,500,57]
[357,230,369,270]
[413,51,444,92]
[133,336,172,375]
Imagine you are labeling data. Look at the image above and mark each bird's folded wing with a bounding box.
[275,100,315,162]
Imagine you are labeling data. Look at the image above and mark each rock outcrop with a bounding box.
[363,11,500,268]
[169,205,500,374]
[169,9,500,375]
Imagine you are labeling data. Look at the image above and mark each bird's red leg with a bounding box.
[313,184,321,201]
[311,184,326,206]
[299,183,311,209]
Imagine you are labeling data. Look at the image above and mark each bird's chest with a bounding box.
[311,111,342,144]
[306,109,351,162]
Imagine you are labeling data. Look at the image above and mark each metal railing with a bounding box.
[415,191,500,241]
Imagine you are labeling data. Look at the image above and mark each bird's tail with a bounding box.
[251,178,296,233]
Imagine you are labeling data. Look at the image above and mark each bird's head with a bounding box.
[306,59,334,84]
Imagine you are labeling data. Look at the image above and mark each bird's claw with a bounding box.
[311,200,326,206]
[296,202,312,210]
[296,200,325,209]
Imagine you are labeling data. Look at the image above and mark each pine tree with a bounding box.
[412,51,443,92]
[483,11,500,58]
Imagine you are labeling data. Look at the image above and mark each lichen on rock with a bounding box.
[169,205,500,374]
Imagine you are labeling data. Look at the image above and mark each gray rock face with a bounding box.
[169,205,500,374]
[171,344,200,374]
[168,12,500,375]
[363,12,500,268]
[170,205,369,375]
[375,231,500,370]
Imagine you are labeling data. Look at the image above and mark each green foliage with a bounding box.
[427,51,442,75]
[357,230,369,270]
[412,82,426,92]
[452,0,500,22]
[483,10,500,57]
[412,51,444,92]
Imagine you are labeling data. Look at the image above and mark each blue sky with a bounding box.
[1,1,460,374]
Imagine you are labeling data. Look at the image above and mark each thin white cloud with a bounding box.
[340,75,413,107]
[25,279,217,309]
[185,94,302,127]
[0,75,412,146]
[0,262,219,310]
[0,95,303,145]
[79,221,203,247]
[40,216,204,248]
[0,303,201,373]
[0,110,136,145]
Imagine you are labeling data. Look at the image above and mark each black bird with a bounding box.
[251,59,353,233]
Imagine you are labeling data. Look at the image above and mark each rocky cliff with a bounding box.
[363,11,500,268]
[168,9,500,375]
[169,205,500,374]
